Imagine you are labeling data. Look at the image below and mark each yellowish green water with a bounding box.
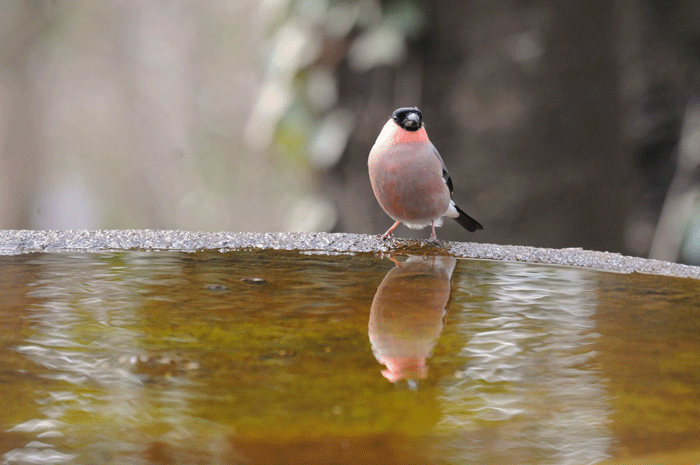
[0,250,699,464]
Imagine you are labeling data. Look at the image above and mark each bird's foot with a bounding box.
[429,222,438,242]
[381,221,401,240]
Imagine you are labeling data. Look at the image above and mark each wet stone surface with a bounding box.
[0,230,699,279]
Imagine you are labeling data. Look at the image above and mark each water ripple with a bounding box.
[438,262,612,465]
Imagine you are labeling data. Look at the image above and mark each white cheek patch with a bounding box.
[372,120,398,149]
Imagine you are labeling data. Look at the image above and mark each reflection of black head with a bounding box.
[391,107,423,131]
[368,255,456,383]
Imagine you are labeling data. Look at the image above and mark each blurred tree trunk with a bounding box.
[0,2,47,227]
[618,0,700,262]
[518,0,628,251]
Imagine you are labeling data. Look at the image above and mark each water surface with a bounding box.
[1,250,699,464]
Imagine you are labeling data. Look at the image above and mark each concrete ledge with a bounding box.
[1,229,699,280]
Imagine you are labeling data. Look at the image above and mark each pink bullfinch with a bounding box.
[368,107,483,240]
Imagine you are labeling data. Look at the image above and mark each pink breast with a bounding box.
[369,141,450,223]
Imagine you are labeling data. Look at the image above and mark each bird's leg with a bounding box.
[381,221,401,240]
[430,221,437,241]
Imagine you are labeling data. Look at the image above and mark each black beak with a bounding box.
[403,112,421,129]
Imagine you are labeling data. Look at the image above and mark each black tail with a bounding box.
[453,204,483,232]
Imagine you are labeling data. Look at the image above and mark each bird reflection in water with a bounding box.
[368,255,456,385]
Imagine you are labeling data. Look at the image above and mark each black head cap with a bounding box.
[391,107,422,131]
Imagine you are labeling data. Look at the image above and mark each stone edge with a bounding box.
[0,230,698,280]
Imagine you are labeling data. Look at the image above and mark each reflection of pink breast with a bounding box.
[368,280,446,359]
[368,256,455,382]
[378,356,428,383]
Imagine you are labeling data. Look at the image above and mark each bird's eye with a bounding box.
[392,115,398,121]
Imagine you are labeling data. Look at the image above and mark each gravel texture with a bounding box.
[1,229,699,279]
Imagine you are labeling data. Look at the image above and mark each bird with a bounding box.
[368,107,483,240]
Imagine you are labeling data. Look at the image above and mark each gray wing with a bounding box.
[430,142,454,195]
[430,142,483,232]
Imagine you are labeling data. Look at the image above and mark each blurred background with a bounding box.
[2,0,700,263]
